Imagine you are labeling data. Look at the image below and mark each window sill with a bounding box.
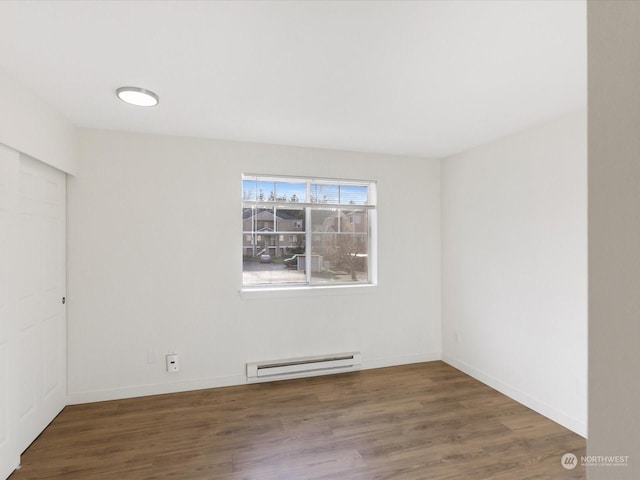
[239,282,377,300]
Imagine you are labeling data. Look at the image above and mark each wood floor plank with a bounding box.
[9,361,585,479]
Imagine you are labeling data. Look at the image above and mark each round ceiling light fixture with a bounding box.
[116,86,159,107]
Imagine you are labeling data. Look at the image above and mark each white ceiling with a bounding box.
[0,0,586,158]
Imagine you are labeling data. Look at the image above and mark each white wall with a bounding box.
[441,109,587,436]
[588,2,640,477]
[0,67,77,175]
[66,129,441,403]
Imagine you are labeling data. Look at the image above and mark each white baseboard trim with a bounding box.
[442,353,587,438]
[66,352,442,405]
[361,352,441,371]
[66,374,247,405]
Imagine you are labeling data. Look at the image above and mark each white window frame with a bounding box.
[242,174,377,290]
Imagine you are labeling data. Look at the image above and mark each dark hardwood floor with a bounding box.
[10,361,585,479]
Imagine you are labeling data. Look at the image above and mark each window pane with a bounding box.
[256,180,276,202]
[311,208,339,232]
[275,208,305,233]
[249,180,307,203]
[276,209,305,256]
[310,232,369,285]
[340,185,369,205]
[242,180,257,201]
[311,209,367,233]
[310,184,368,205]
[242,234,306,286]
[242,207,255,231]
[311,184,339,204]
[249,207,275,232]
[242,257,307,286]
[275,182,306,203]
[342,209,368,233]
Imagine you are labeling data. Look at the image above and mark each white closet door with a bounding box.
[0,145,19,479]
[0,146,66,479]
[14,154,66,453]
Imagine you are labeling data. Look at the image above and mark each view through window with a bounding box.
[242,175,376,288]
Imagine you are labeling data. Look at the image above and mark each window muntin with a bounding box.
[242,175,376,288]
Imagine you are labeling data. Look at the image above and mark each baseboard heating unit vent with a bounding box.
[247,352,362,381]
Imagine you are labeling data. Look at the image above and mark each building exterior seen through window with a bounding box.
[242,175,376,288]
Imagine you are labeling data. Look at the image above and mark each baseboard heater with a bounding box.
[247,352,361,381]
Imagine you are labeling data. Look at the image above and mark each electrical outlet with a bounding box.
[166,354,179,373]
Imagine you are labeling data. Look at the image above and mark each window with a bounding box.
[242,175,376,288]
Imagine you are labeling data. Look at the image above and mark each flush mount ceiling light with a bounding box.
[116,86,159,107]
